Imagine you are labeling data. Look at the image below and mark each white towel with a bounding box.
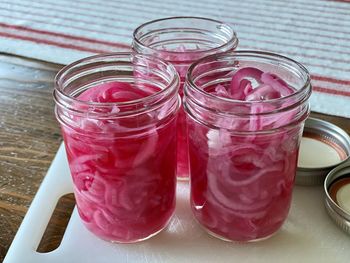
[0,0,349,117]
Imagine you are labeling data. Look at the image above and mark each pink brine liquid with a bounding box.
[160,47,197,180]
[132,18,238,179]
[189,126,300,241]
[187,67,304,241]
[62,82,177,243]
[176,106,189,179]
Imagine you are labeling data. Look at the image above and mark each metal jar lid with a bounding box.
[324,162,350,235]
[296,118,350,186]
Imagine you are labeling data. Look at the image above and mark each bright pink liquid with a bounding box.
[187,67,303,241]
[188,123,300,241]
[160,50,193,179]
[176,107,189,179]
[62,82,177,242]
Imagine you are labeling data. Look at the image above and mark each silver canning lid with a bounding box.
[324,162,350,235]
[296,117,350,186]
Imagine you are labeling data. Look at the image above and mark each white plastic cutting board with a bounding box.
[4,143,350,263]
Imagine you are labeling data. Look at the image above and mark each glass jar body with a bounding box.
[63,117,177,242]
[133,16,238,179]
[54,53,180,243]
[184,51,311,241]
[188,118,302,241]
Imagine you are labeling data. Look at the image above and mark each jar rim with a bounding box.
[185,50,312,111]
[54,52,180,112]
[132,16,238,56]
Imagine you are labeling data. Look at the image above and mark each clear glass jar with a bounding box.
[54,53,180,243]
[132,16,238,179]
[184,51,311,242]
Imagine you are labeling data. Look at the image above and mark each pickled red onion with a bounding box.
[224,67,294,101]
[189,67,302,241]
[63,81,177,242]
[78,82,155,103]
[230,67,263,100]
[159,44,199,179]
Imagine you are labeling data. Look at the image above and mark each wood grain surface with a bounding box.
[0,53,349,262]
[0,54,64,261]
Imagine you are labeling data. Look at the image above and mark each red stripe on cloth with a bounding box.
[31,0,347,28]
[73,0,350,18]
[234,20,350,44]
[240,45,350,73]
[312,75,350,85]
[1,1,132,32]
[328,0,350,3]
[2,30,349,99]
[4,0,350,50]
[27,0,347,51]
[85,2,350,38]
[240,36,350,62]
[7,15,350,61]
[240,29,350,52]
[0,22,129,49]
[222,0,350,15]
[313,86,350,97]
[0,31,111,53]
[90,0,350,35]
[7,0,350,41]
[0,8,127,37]
[5,7,347,54]
[142,0,350,28]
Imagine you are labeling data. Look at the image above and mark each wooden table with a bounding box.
[0,53,349,262]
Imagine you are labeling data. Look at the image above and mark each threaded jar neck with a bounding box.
[132,16,238,62]
[184,51,312,133]
[54,53,180,135]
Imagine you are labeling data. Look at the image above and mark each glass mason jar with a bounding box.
[54,53,180,243]
[184,51,312,242]
[132,16,238,179]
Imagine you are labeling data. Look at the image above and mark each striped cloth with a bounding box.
[1,0,349,117]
